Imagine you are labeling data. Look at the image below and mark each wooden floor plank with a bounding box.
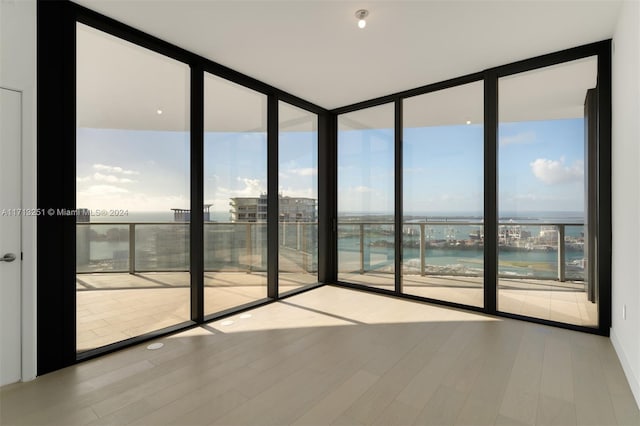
[1,286,637,426]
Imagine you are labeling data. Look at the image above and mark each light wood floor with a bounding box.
[77,271,597,352]
[339,273,598,327]
[76,272,317,351]
[2,286,637,426]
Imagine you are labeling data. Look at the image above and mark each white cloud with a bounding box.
[289,167,317,176]
[500,131,536,146]
[210,178,266,206]
[76,176,92,183]
[234,178,263,196]
[354,186,373,193]
[93,163,139,175]
[93,172,135,184]
[530,157,583,184]
[78,184,129,195]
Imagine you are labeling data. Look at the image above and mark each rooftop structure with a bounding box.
[230,194,316,223]
[171,204,213,222]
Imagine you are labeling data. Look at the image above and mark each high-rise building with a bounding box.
[171,204,213,222]
[229,194,316,222]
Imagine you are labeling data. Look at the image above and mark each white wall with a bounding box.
[0,0,37,381]
[611,0,640,409]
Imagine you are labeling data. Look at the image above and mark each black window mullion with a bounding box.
[37,0,78,375]
[395,99,403,294]
[267,95,279,298]
[319,113,337,284]
[190,65,204,323]
[484,72,498,314]
[596,42,612,333]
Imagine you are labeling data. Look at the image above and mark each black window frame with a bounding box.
[36,0,611,376]
[331,41,611,336]
[37,0,328,375]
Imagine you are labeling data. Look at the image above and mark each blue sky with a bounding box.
[499,118,585,214]
[77,117,584,217]
[76,128,317,217]
[337,117,585,215]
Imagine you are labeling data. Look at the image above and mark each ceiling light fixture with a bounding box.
[466,120,472,125]
[156,108,163,115]
[355,9,369,29]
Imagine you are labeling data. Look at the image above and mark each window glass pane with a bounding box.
[204,73,268,315]
[498,57,597,327]
[402,81,484,307]
[338,103,395,289]
[279,102,318,293]
[76,23,190,352]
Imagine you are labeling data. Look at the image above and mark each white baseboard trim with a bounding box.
[610,327,640,410]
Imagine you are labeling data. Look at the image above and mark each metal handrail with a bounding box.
[337,220,584,281]
[76,220,583,282]
[76,221,318,274]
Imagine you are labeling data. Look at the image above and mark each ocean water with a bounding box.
[79,211,585,280]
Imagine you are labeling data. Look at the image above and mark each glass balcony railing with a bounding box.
[77,220,582,282]
[337,221,585,282]
[76,222,318,274]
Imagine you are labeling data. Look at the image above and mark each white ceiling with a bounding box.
[338,57,598,130]
[74,0,620,111]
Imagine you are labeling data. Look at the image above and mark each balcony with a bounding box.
[76,219,595,352]
[337,220,596,327]
[75,221,318,351]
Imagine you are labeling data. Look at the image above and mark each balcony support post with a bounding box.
[420,223,426,277]
[246,223,252,273]
[359,223,365,274]
[282,221,286,249]
[558,224,566,282]
[128,223,135,275]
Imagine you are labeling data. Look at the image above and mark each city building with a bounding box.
[1,0,639,423]
[171,204,213,222]
[230,194,316,222]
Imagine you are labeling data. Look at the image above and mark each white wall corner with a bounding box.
[1,0,38,382]
[610,0,640,411]
[611,328,640,409]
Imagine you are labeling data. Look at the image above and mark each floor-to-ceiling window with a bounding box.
[402,81,484,307]
[39,1,611,374]
[497,57,598,327]
[337,103,395,289]
[75,23,191,352]
[331,46,608,332]
[203,73,269,315]
[278,102,319,293]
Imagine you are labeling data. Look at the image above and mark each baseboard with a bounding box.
[610,327,640,409]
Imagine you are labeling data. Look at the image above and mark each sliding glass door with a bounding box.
[203,73,269,316]
[337,103,395,290]
[333,49,606,332]
[278,102,319,293]
[402,81,484,307]
[76,23,191,352]
[72,22,322,355]
[497,57,599,327]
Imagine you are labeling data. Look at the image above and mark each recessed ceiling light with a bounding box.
[239,313,252,319]
[466,120,472,125]
[355,9,369,29]
[156,108,163,115]
[221,320,234,326]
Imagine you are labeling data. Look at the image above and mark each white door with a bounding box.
[0,87,22,386]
